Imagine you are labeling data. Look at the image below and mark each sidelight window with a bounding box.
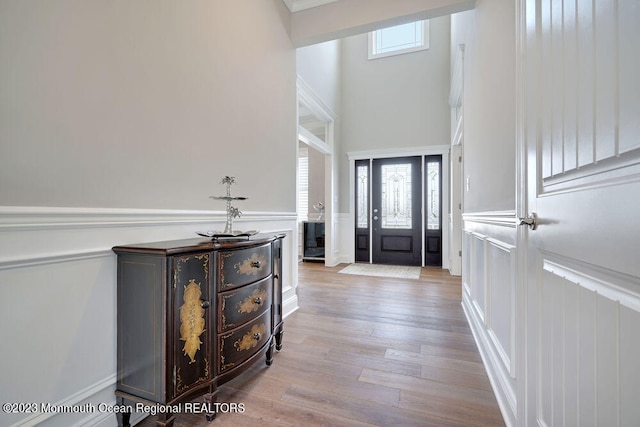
[426,160,440,230]
[356,164,369,228]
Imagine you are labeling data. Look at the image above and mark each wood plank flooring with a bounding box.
[136,263,505,427]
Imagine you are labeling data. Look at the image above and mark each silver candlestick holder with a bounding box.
[210,176,246,234]
[198,176,258,240]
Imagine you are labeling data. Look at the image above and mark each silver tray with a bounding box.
[196,230,259,239]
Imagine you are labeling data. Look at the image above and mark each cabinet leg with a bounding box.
[275,326,284,351]
[266,338,275,366]
[155,412,175,427]
[116,397,131,427]
[204,388,218,422]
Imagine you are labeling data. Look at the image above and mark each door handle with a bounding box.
[373,215,379,220]
[518,213,537,230]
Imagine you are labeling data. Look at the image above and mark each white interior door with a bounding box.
[521,1,640,426]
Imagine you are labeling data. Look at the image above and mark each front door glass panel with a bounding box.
[381,163,412,229]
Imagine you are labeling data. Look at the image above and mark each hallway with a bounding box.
[137,262,504,426]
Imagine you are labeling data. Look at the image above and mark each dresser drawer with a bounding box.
[217,243,272,291]
[218,276,271,333]
[218,310,271,373]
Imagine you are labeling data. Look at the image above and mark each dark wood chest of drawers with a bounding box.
[112,235,284,427]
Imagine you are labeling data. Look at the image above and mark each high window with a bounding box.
[368,20,429,60]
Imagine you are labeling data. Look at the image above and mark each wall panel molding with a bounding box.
[0,206,296,231]
[0,205,298,427]
[0,250,113,271]
[0,206,297,265]
[8,375,116,427]
[462,211,518,427]
[462,210,517,228]
[536,251,640,426]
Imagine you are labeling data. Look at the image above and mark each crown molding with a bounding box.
[282,0,341,13]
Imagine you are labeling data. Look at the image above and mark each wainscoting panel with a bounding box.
[469,231,487,320]
[0,206,297,427]
[462,211,517,427]
[486,238,515,378]
[537,255,640,427]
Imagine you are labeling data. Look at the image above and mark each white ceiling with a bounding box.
[281,0,341,13]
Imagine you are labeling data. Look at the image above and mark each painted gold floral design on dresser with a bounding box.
[176,358,209,394]
[238,288,267,314]
[234,253,267,276]
[219,310,271,373]
[179,279,206,364]
[234,323,267,352]
[218,245,271,291]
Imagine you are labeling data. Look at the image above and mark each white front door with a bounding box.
[520,1,640,426]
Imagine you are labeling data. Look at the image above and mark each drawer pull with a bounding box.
[254,297,262,305]
[251,261,261,268]
[200,300,210,309]
[253,333,261,340]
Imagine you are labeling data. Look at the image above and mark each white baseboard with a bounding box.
[282,293,299,319]
[8,376,116,427]
[462,288,516,427]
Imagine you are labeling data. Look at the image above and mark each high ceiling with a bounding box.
[281,0,340,13]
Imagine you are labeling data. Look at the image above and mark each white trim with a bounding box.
[347,145,450,161]
[462,294,517,427]
[282,0,340,13]
[452,114,463,146]
[463,210,517,228]
[8,375,116,427]
[347,147,450,269]
[0,206,296,231]
[298,126,330,155]
[486,237,517,379]
[514,3,528,426]
[0,250,113,271]
[542,253,640,312]
[449,44,465,108]
[368,20,430,60]
[296,77,336,124]
[282,293,300,319]
[296,75,336,266]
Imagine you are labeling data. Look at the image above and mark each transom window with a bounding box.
[368,20,429,60]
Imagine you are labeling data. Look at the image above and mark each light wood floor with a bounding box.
[137,262,505,427]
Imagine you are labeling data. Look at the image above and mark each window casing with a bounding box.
[368,20,429,60]
[298,147,308,222]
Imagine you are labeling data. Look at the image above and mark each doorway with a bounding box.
[354,153,444,267]
[371,156,422,266]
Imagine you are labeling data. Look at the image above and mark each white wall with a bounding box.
[452,2,518,426]
[0,1,298,426]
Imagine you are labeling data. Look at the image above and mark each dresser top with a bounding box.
[113,234,281,255]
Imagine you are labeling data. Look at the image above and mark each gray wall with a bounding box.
[452,4,516,213]
[296,40,341,114]
[0,2,298,426]
[0,0,297,212]
[452,2,517,424]
[338,15,451,212]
